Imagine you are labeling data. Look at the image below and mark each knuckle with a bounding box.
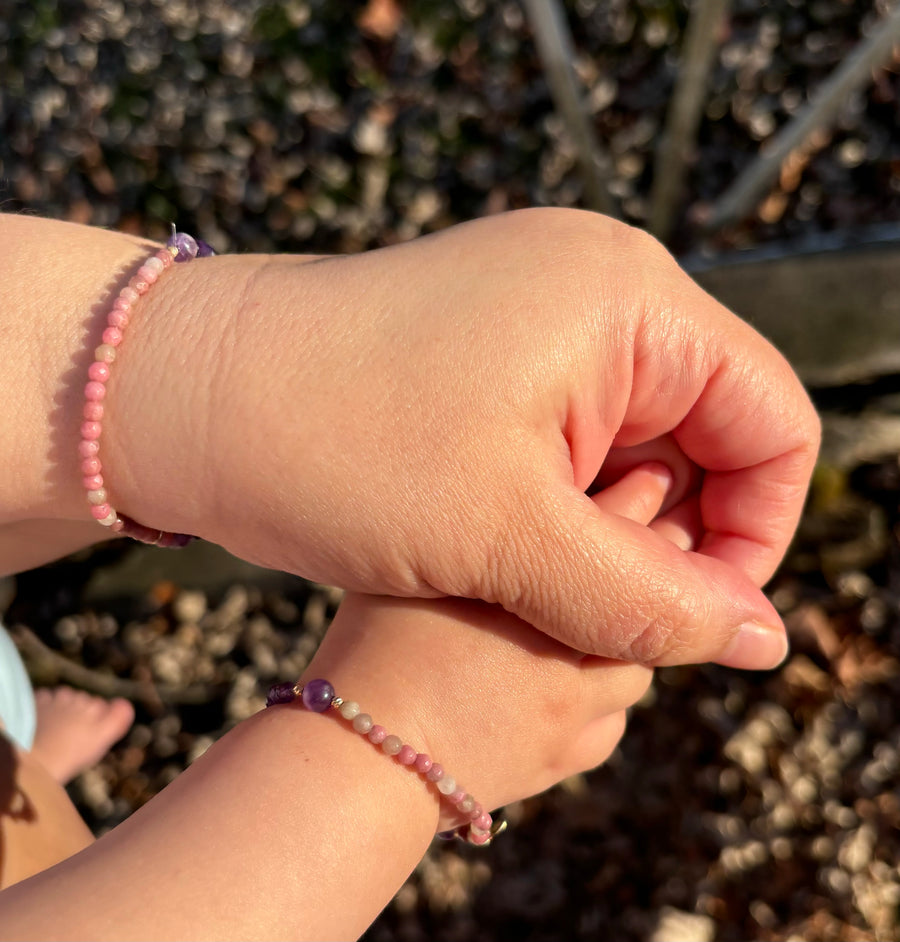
[625,615,678,665]
[621,573,712,664]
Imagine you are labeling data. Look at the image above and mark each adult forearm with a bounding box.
[2,216,158,526]
[0,215,282,570]
[1,214,342,575]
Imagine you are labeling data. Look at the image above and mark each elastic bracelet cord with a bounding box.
[266,678,507,847]
[79,227,214,548]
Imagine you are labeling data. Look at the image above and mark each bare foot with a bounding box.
[30,687,135,785]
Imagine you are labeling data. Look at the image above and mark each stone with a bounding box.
[649,907,716,942]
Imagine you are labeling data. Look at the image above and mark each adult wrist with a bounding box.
[95,252,249,540]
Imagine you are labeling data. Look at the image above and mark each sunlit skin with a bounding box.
[1,209,818,669]
[0,464,660,939]
[0,207,819,938]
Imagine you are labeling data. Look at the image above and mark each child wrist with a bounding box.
[266,678,507,846]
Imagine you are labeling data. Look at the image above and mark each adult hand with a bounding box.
[111,209,818,667]
[306,462,667,832]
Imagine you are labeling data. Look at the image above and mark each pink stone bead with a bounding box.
[367,725,387,745]
[469,831,491,846]
[84,402,104,421]
[78,439,100,458]
[449,788,467,805]
[113,296,132,312]
[397,745,417,766]
[136,264,159,285]
[81,421,102,441]
[471,809,490,828]
[88,361,110,383]
[81,457,102,475]
[85,381,106,401]
[90,503,112,520]
[426,763,444,783]
[83,473,104,490]
[130,277,150,295]
[155,249,173,268]
[102,327,123,346]
[144,255,165,273]
[108,309,129,329]
[414,753,432,774]
[111,517,125,532]
[95,343,116,363]
[120,287,139,304]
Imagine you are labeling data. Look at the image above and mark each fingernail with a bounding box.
[645,464,674,492]
[717,622,789,670]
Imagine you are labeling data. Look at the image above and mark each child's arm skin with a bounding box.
[1,209,819,668]
[0,466,662,941]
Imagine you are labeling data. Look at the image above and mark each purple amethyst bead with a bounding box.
[302,678,335,713]
[196,239,216,257]
[266,682,298,707]
[167,231,199,262]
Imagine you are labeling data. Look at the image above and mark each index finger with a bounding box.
[618,264,820,586]
[672,319,820,585]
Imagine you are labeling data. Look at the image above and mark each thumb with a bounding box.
[485,484,787,669]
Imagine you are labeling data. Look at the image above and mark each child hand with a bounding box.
[0,466,676,941]
[302,463,669,825]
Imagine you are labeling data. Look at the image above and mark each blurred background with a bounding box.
[3,1,900,939]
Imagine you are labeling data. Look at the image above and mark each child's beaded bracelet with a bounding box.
[80,227,214,547]
[266,678,507,846]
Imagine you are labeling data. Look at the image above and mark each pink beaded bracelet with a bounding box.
[79,227,214,547]
[266,678,507,846]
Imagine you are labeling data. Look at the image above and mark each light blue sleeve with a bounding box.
[0,624,36,750]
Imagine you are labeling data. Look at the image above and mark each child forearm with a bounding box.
[0,590,651,940]
[0,702,438,941]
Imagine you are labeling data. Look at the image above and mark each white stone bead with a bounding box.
[352,713,373,734]
[87,488,108,505]
[95,343,117,363]
[339,700,360,720]
[144,255,165,273]
[436,775,457,796]
[382,735,402,756]
[98,510,118,527]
